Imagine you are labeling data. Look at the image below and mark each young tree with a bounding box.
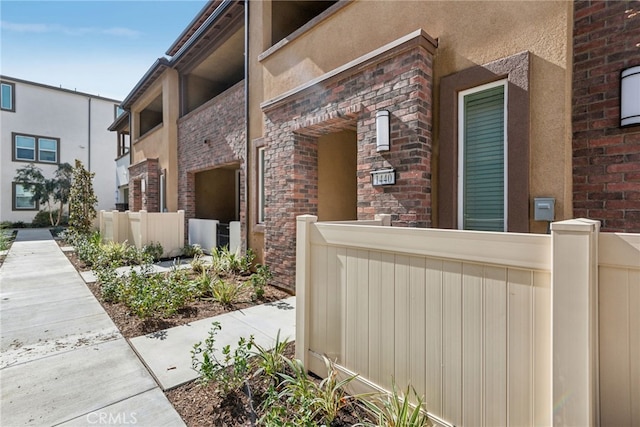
[14,162,73,226]
[68,159,98,234]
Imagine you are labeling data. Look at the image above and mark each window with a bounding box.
[15,135,36,161]
[13,183,38,210]
[458,80,507,231]
[1,81,15,111]
[438,51,530,232]
[258,147,266,223]
[115,104,125,118]
[12,133,59,164]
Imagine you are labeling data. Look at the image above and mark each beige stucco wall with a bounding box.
[251,0,573,234]
[130,69,179,212]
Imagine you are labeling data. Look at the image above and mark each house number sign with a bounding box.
[371,168,396,186]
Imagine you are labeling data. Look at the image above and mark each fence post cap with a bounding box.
[550,218,600,233]
[297,214,318,222]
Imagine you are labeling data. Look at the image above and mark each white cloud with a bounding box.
[0,20,141,38]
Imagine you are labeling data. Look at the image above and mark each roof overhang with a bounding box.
[108,110,130,131]
[165,0,224,56]
[120,57,170,110]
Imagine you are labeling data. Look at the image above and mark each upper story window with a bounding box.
[115,104,125,118]
[1,81,15,112]
[13,133,60,164]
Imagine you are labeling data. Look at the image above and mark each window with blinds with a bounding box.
[458,81,507,231]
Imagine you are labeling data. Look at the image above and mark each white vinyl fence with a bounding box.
[296,216,639,427]
[99,210,184,258]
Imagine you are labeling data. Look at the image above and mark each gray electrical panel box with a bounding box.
[534,197,555,221]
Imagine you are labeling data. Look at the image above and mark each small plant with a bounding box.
[142,241,163,262]
[190,255,208,274]
[252,329,289,384]
[182,243,203,258]
[312,356,359,424]
[0,225,15,251]
[357,380,432,427]
[277,357,318,425]
[192,269,214,296]
[191,322,254,395]
[250,264,272,300]
[96,262,194,318]
[211,246,255,276]
[211,277,248,307]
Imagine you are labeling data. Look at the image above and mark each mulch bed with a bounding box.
[58,240,291,339]
[165,343,372,427]
[58,237,371,426]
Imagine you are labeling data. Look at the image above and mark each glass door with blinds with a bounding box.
[458,80,507,232]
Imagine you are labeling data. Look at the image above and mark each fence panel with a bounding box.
[598,232,640,426]
[298,216,552,426]
[99,210,185,258]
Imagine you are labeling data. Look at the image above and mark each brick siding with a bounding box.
[573,0,640,232]
[128,158,159,212]
[263,41,435,290]
[177,81,246,245]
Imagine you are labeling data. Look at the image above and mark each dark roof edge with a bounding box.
[169,0,236,64]
[0,75,121,103]
[165,0,220,56]
[120,57,171,109]
[108,110,130,131]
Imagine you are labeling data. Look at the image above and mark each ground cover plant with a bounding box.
[58,231,290,338]
[180,323,433,427]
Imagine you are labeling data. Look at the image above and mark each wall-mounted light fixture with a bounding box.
[141,178,146,193]
[376,110,390,152]
[621,65,640,127]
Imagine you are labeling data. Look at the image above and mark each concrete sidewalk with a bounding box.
[129,296,296,390]
[0,229,185,426]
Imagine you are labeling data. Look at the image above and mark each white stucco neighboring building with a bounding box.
[0,75,121,224]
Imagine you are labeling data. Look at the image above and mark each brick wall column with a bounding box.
[573,1,640,232]
[263,35,436,291]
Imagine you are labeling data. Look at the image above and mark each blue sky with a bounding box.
[1,0,209,101]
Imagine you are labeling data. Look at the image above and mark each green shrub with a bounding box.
[182,243,203,258]
[211,246,255,276]
[250,264,272,300]
[142,241,163,262]
[123,266,193,318]
[0,226,15,251]
[191,322,254,395]
[68,159,97,234]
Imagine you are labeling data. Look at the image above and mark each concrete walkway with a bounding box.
[0,229,185,426]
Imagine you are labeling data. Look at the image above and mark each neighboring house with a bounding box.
[0,76,121,224]
[118,0,638,291]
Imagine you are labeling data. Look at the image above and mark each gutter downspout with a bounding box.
[87,97,92,171]
[244,0,250,253]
